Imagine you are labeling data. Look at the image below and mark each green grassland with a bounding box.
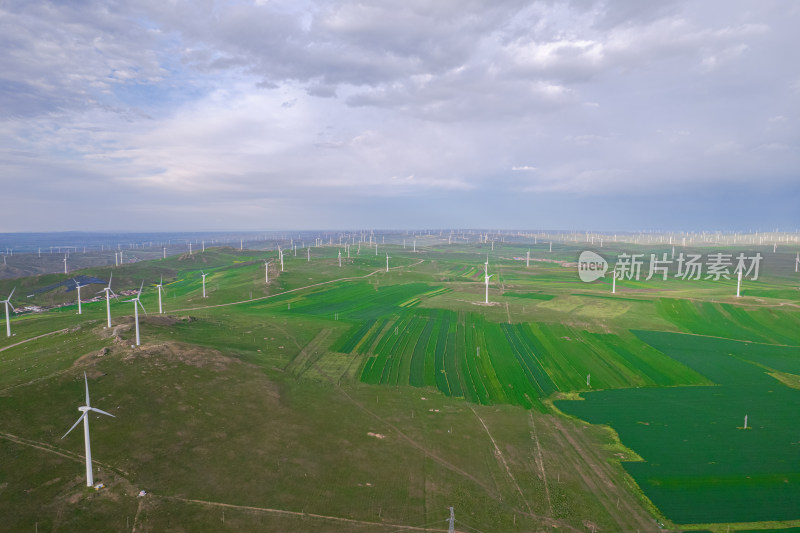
[0,237,799,531]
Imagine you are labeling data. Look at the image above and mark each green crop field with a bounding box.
[1,236,799,531]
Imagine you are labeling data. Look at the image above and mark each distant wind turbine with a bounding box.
[123,281,146,346]
[63,254,68,274]
[526,250,530,268]
[736,268,742,298]
[338,251,342,267]
[156,276,165,314]
[201,272,207,298]
[264,260,272,283]
[386,253,390,272]
[73,279,84,315]
[2,288,16,337]
[62,372,115,487]
[98,274,117,328]
[484,257,493,304]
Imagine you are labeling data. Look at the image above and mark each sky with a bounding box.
[0,0,798,232]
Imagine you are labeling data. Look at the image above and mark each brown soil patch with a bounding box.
[122,341,235,372]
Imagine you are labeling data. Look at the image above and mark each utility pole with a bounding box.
[448,507,455,533]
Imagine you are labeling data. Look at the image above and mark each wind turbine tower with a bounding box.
[63,254,68,274]
[98,274,116,328]
[526,250,530,268]
[74,279,84,314]
[62,372,115,487]
[338,251,342,267]
[123,282,146,346]
[264,260,271,283]
[484,257,493,304]
[736,268,742,297]
[2,288,16,337]
[156,276,165,314]
[201,272,207,298]
[386,253,390,272]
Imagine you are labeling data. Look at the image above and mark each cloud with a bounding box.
[0,0,798,231]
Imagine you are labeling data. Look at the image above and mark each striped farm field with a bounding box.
[329,309,708,411]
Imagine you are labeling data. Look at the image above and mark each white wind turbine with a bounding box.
[123,281,146,346]
[484,257,493,304]
[796,252,799,273]
[386,253,390,272]
[63,254,68,274]
[736,268,742,298]
[280,249,285,272]
[156,276,165,314]
[98,274,117,328]
[201,271,207,298]
[264,260,272,283]
[62,372,115,487]
[73,278,84,314]
[2,288,16,337]
[338,251,342,267]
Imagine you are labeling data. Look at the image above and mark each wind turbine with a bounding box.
[63,254,68,274]
[612,270,617,294]
[526,250,530,268]
[73,278,84,314]
[386,253,390,272]
[123,282,146,346]
[156,276,165,314]
[338,251,342,267]
[201,272,207,298]
[98,274,117,328]
[307,247,310,262]
[62,372,115,487]
[484,257,493,304]
[264,260,271,283]
[2,288,16,337]
[736,268,742,297]
[280,249,285,272]
[796,252,799,273]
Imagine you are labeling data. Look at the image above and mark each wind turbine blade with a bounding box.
[8,287,15,300]
[89,407,115,418]
[138,300,147,316]
[62,413,86,439]
[84,372,90,405]
[138,281,144,294]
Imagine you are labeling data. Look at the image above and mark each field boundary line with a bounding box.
[528,412,553,516]
[550,418,657,532]
[0,328,69,352]
[469,406,532,515]
[0,431,130,477]
[161,495,450,531]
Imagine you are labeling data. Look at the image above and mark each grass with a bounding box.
[0,238,799,530]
